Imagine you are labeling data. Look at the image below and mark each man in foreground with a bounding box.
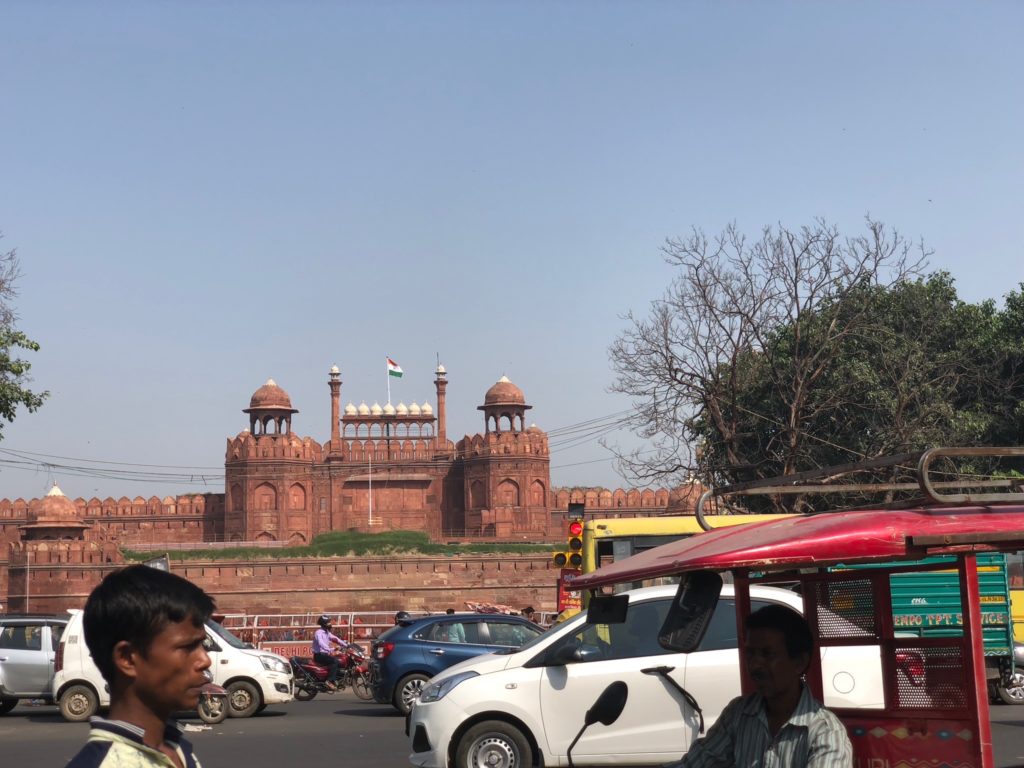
[66,565,216,768]
[672,604,852,768]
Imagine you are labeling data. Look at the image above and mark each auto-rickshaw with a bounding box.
[572,447,1024,768]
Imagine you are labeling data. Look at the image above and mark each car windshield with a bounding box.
[206,620,249,649]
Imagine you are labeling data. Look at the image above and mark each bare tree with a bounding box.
[608,218,928,490]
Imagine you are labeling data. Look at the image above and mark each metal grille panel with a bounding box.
[895,646,968,709]
[812,578,876,638]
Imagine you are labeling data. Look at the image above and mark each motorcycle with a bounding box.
[196,682,229,724]
[291,645,373,701]
[991,641,1024,705]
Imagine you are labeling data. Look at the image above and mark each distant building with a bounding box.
[223,365,553,541]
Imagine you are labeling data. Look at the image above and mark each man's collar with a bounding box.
[90,716,185,747]
[740,684,820,727]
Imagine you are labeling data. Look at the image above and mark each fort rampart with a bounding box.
[3,550,556,615]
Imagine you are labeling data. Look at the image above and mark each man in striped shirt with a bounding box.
[66,565,215,768]
[671,604,852,768]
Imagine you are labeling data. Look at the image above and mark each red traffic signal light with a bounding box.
[568,520,583,537]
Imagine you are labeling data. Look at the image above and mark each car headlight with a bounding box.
[260,655,290,674]
[418,671,479,703]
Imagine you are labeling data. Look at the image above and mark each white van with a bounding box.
[53,609,293,721]
[407,584,886,768]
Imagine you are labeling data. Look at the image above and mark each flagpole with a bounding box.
[386,357,391,405]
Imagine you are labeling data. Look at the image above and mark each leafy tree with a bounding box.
[610,219,1024,510]
[0,235,48,438]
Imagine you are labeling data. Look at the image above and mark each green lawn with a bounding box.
[122,530,553,561]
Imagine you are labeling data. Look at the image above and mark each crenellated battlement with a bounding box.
[0,493,223,520]
[550,481,706,513]
[456,428,549,458]
[226,431,324,462]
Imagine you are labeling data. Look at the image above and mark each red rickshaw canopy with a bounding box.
[572,504,1024,589]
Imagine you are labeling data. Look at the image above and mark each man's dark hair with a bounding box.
[83,565,216,684]
[745,604,813,659]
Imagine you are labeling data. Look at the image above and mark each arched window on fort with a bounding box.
[289,484,306,510]
[255,483,277,511]
[497,479,520,506]
[530,480,545,506]
[256,531,276,542]
[470,480,485,509]
[288,532,307,546]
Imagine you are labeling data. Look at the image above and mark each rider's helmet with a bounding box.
[394,610,410,624]
[317,615,333,628]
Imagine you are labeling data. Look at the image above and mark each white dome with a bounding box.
[396,402,409,415]
[436,364,446,374]
[409,402,421,415]
[421,402,433,415]
[370,402,383,416]
[330,365,340,374]
[344,402,357,415]
[383,402,396,415]
[358,402,370,416]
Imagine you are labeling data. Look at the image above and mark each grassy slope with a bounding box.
[122,530,553,561]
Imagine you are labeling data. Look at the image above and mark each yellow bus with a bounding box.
[581,514,796,575]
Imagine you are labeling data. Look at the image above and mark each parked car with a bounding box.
[53,609,293,721]
[372,612,544,715]
[407,584,888,768]
[0,615,69,715]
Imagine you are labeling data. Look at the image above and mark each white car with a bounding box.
[407,584,884,768]
[53,609,294,721]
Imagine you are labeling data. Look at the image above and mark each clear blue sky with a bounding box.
[1,1,1022,501]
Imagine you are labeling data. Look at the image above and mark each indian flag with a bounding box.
[387,357,404,378]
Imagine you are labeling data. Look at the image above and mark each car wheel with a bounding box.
[394,673,429,715]
[60,685,99,722]
[998,672,1024,705]
[0,697,18,715]
[226,681,261,718]
[456,721,532,768]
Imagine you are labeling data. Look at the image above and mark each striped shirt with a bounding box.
[66,717,202,768]
[674,685,852,768]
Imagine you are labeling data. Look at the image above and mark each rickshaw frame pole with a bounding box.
[960,554,994,768]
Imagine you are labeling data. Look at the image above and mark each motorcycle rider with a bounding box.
[312,615,347,691]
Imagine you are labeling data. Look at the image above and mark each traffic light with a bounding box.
[553,512,585,569]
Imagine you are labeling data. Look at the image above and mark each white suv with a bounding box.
[407,584,883,768]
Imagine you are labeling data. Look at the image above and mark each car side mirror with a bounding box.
[549,642,603,666]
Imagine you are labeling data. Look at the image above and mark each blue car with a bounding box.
[371,613,544,714]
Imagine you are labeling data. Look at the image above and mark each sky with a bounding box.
[1,1,1022,502]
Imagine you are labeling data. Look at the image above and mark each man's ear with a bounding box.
[113,640,140,681]
[796,651,812,678]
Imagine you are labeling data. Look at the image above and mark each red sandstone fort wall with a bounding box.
[0,494,224,545]
[4,552,557,615]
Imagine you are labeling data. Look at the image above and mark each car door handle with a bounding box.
[429,648,446,655]
[221,659,229,664]
[0,656,7,662]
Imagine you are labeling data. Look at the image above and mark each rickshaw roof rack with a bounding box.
[696,446,1024,526]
